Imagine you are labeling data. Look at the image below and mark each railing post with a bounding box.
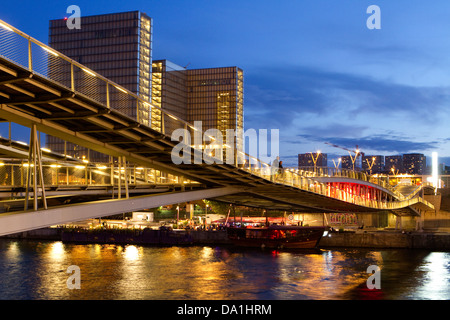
[70,62,75,91]
[136,99,140,123]
[28,39,32,71]
[106,82,110,109]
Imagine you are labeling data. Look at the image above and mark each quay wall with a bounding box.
[319,231,450,250]
[2,227,450,250]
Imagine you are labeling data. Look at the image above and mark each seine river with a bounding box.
[0,239,449,300]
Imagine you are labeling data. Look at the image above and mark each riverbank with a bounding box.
[2,227,450,250]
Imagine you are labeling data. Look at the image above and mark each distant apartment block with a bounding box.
[341,155,361,170]
[362,155,384,174]
[298,153,327,168]
[403,153,426,175]
[385,155,403,174]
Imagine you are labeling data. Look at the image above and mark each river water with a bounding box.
[0,239,449,300]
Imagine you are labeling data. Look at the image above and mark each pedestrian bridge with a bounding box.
[0,19,435,235]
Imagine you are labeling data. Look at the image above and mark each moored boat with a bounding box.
[226,224,328,249]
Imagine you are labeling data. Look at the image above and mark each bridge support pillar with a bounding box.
[395,215,402,230]
[24,124,47,211]
[117,156,129,199]
[415,209,424,232]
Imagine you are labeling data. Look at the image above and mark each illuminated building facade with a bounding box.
[385,155,403,174]
[403,153,426,175]
[151,60,188,135]
[46,11,152,161]
[341,155,361,170]
[362,155,384,174]
[151,60,244,151]
[298,153,327,168]
[45,11,244,161]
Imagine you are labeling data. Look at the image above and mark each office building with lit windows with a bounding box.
[341,154,365,171]
[46,11,152,161]
[298,153,327,168]
[45,11,244,161]
[151,60,244,150]
[403,153,426,175]
[385,155,403,174]
[361,155,384,174]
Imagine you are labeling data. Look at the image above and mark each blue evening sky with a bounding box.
[1,0,449,167]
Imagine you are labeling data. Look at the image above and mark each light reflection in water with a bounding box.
[415,252,450,300]
[123,245,140,261]
[0,239,449,300]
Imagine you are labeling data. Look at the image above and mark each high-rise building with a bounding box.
[151,60,244,150]
[403,153,426,175]
[46,11,152,161]
[385,155,403,174]
[341,154,363,171]
[362,155,384,174]
[298,153,327,168]
[151,60,188,135]
[45,11,245,162]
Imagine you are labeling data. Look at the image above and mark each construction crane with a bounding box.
[324,142,361,155]
[324,142,363,171]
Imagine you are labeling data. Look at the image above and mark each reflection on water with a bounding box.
[0,239,449,300]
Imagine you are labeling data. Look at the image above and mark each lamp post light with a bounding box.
[366,157,376,175]
[332,158,341,175]
[310,151,321,173]
[348,149,360,171]
[391,167,399,176]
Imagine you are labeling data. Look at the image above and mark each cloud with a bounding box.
[244,64,450,131]
[294,132,439,155]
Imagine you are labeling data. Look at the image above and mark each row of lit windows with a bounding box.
[65,51,139,63]
[189,111,238,118]
[188,86,237,93]
[188,94,237,102]
[187,67,238,75]
[49,12,144,29]
[162,83,188,94]
[77,60,138,71]
[50,38,140,51]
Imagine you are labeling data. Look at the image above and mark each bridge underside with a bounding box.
[0,183,427,236]
[0,186,240,236]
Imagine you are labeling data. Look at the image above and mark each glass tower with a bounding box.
[46,11,152,161]
[151,61,244,152]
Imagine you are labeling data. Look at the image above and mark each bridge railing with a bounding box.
[274,168,434,211]
[288,166,427,201]
[0,159,198,191]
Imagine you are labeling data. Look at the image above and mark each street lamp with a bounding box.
[332,158,341,175]
[348,149,360,171]
[366,157,376,175]
[310,151,321,172]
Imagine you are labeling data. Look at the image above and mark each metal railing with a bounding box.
[291,166,417,201]
[0,159,197,190]
[0,19,434,211]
